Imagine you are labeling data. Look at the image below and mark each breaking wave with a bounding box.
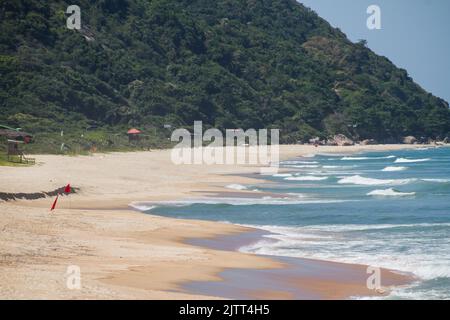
[421,179,450,183]
[130,197,352,210]
[285,176,329,181]
[239,223,450,281]
[382,166,408,172]
[395,158,431,163]
[272,173,293,178]
[367,188,416,197]
[338,175,415,186]
[341,155,395,161]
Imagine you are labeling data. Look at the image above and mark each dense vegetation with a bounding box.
[1,0,449,153]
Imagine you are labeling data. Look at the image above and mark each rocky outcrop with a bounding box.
[329,134,354,146]
[403,136,417,144]
[360,139,377,145]
[309,137,323,145]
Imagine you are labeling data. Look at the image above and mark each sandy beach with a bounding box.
[0,144,425,299]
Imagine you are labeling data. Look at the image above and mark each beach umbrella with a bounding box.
[127,128,141,134]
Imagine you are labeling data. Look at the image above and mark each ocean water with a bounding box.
[138,146,450,300]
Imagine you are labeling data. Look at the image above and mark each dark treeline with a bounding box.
[1,0,449,152]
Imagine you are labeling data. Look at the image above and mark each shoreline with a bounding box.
[176,221,414,300]
[0,144,432,299]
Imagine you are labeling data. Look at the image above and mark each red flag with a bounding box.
[64,184,71,194]
[50,194,59,211]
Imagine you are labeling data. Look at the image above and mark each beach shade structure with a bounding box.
[127,128,142,142]
[0,126,33,143]
[0,126,35,164]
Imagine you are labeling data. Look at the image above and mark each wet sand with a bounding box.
[184,229,412,299]
[183,256,410,300]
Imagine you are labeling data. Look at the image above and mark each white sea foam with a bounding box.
[310,171,361,176]
[367,188,416,197]
[285,193,309,199]
[130,204,157,211]
[302,154,317,158]
[281,160,319,165]
[226,184,248,190]
[338,175,415,186]
[395,158,431,163]
[246,223,450,234]
[322,165,347,169]
[272,173,293,178]
[239,223,450,281]
[285,176,329,181]
[341,157,371,161]
[383,284,450,300]
[317,153,348,157]
[341,155,395,161]
[421,179,450,183]
[131,197,352,209]
[382,166,408,172]
[287,165,320,168]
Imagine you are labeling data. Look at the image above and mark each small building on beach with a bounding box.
[127,128,142,142]
[0,126,34,164]
[0,126,33,143]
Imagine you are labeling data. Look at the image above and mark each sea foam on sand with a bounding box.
[226,184,248,191]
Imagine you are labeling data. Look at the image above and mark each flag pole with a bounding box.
[50,194,59,212]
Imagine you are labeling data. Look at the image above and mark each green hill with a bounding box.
[1,0,449,152]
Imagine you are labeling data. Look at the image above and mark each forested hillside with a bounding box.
[1,0,449,152]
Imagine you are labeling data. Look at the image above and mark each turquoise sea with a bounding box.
[137,146,450,299]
